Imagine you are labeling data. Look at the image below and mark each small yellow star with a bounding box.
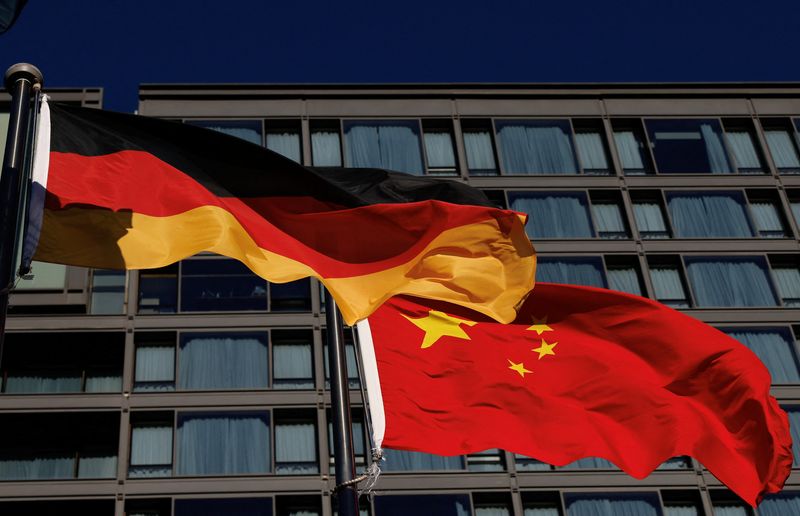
[508,359,533,378]
[527,316,553,336]
[402,310,477,349]
[532,339,558,359]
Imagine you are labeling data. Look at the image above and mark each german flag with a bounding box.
[26,98,535,324]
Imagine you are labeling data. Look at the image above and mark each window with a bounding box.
[747,192,787,238]
[186,119,263,146]
[661,491,704,516]
[323,330,361,389]
[684,256,778,308]
[473,493,513,516]
[606,256,644,296]
[277,496,323,516]
[648,257,690,308]
[564,493,661,516]
[129,412,173,478]
[722,328,800,383]
[343,120,424,175]
[176,411,270,476]
[328,414,367,469]
[573,119,612,175]
[763,119,800,173]
[180,258,267,312]
[422,120,458,175]
[13,261,67,291]
[495,119,579,174]
[710,500,751,516]
[175,498,273,516]
[374,495,470,516]
[537,257,607,288]
[90,269,126,314]
[759,492,800,515]
[0,412,118,480]
[462,119,498,176]
[466,449,505,472]
[521,492,562,516]
[723,119,765,174]
[2,332,124,394]
[786,407,800,466]
[311,120,342,166]
[266,120,302,163]
[381,448,464,472]
[515,454,552,471]
[508,191,628,240]
[270,278,312,312]
[645,118,732,173]
[274,411,318,474]
[134,330,312,392]
[632,192,671,239]
[611,119,652,174]
[138,264,178,313]
[770,257,800,307]
[560,457,616,470]
[665,191,753,238]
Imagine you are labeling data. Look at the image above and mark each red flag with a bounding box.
[358,283,792,506]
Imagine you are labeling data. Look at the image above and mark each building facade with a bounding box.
[2,83,800,515]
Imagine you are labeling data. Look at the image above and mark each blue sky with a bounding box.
[1,0,797,112]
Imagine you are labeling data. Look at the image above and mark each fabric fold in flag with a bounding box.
[357,283,792,506]
[26,98,535,324]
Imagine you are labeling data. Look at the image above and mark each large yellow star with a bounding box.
[532,339,558,359]
[508,359,532,378]
[402,310,477,349]
[527,316,553,336]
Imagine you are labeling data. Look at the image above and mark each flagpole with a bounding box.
[0,63,43,346]
[325,289,359,516]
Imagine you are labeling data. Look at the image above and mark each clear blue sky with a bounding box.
[1,0,797,112]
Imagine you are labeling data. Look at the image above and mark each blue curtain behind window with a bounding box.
[4,374,81,393]
[772,267,800,306]
[496,121,578,174]
[565,494,660,516]
[423,132,456,169]
[175,498,274,516]
[608,268,642,296]
[685,257,778,307]
[272,343,313,389]
[725,130,762,171]
[537,258,606,287]
[759,493,800,516]
[666,192,753,238]
[591,203,627,238]
[632,203,669,238]
[575,131,609,172]
[463,131,497,174]
[134,345,175,391]
[712,506,748,516]
[311,131,342,166]
[179,333,268,390]
[613,131,646,172]
[750,201,785,237]
[475,506,511,516]
[724,329,800,383]
[382,448,464,471]
[275,422,317,474]
[374,495,470,516]
[649,267,688,307]
[0,454,74,480]
[344,121,424,175]
[77,454,117,478]
[508,192,593,238]
[523,508,560,516]
[266,132,301,163]
[561,457,616,470]
[765,130,800,169]
[177,412,270,475]
[663,506,698,516]
[129,425,173,477]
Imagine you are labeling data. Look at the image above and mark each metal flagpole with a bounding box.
[0,63,43,348]
[325,289,359,516]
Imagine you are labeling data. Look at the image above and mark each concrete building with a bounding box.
[2,83,800,515]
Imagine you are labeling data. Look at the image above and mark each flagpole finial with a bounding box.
[4,63,43,90]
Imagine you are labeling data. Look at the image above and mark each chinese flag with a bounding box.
[358,283,792,506]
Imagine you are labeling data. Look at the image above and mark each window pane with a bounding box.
[135,345,175,390]
[773,266,800,306]
[575,130,610,173]
[464,130,497,175]
[537,257,606,287]
[187,120,263,146]
[765,130,800,170]
[270,279,311,312]
[374,495,470,516]
[711,504,749,516]
[649,267,689,307]
[515,454,552,471]
[180,259,267,312]
[613,130,648,173]
[560,457,616,470]
[645,119,732,173]
[564,493,660,516]
[726,129,763,172]
[311,130,342,166]
[91,269,126,314]
[85,373,122,392]
[382,448,464,472]
[787,408,800,465]
[724,328,800,383]
[0,454,74,480]
[424,131,456,169]
[179,332,268,390]
[129,425,173,477]
[266,131,301,162]
[509,192,593,238]
[138,265,178,314]
[5,374,81,393]
[177,412,270,475]
[343,120,424,175]
[496,120,578,174]
[273,338,313,389]
[592,203,628,238]
[608,267,643,296]
[633,202,669,239]
[175,498,273,516]
[475,506,510,516]
[14,261,66,290]
[275,422,318,474]
[666,192,753,238]
[523,507,560,516]
[759,492,800,516]
[664,506,699,516]
[684,257,778,307]
[77,455,117,478]
[750,201,786,237]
